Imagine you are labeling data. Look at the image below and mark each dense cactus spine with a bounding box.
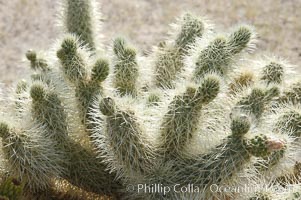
[57,36,88,82]
[154,13,205,88]
[236,86,279,118]
[278,112,301,137]
[63,0,99,50]
[177,115,254,186]
[173,115,285,189]
[193,26,253,80]
[278,81,301,104]
[229,71,254,94]
[0,0,301,199]
[0,122,62,192]
[193,37,229,78]
[91,59,109,83]
[113,38,139,96]
[158,75,220,158]
[57,35,109,129]
[174,13,205,52]
[30,83,123,196]
[227,26,253,55]
[261,62,284,84]
[25,50,49,71]
[98,97,155,178]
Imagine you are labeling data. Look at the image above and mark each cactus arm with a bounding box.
[194,26,253,80]
[158,75,220,158]
[57,36,109,131]
[154,13,204,88]
[0,122,62,192]
[278,82,301,104]
[113,38,139,96]
[63,0,97,50]
[97,97,155,179]
[173,115,285,192]
[30,84,123,196]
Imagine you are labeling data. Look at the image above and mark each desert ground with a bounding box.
[0,0,301,87]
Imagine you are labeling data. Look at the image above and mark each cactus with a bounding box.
[0,0,301,199]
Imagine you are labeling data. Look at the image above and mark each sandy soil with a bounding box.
[0,0,300,87]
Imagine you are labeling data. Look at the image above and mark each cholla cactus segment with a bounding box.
[246,135,269,157]
[261,62,284,85]
[113,38,139,96]
[158,75,220,157]
[91,59,109,83]
[197,75,220,104]
[230,114,251,136]
[193,26,253,79]
[25,50,49,71]
[244,135,285,157]
[172,116,252,187]
[279,81,301,104]
[173,115,286,193]
[30,84,123,196]
[0,177,23,200]
[0,122,63,191]
[99,97,115,116]
[174,13,204,51]
[30,83,68,140]
[276,110,301,137]
[236,87,279,118]
[193,37,229,78]
[97,97,155,178]
[57,35,88,82]
[154,46,183,88]
[57,35,108,128]
[63,0,98,50]
[154,13,205,88]
[75,81,102,127]
[30,83,46,101]
[227,26,253,55]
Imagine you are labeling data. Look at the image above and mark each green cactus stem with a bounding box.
[30,84,123,196]
[278,82,301,104]
[236,87,279,118]
[158,75,220,158]
[193,26,253,80]
[64,0,97,50]
[25,50,49,71]
[154,13,204,88]
[99,97,155,177]
[113,38,139,96]
[261,62,284,85]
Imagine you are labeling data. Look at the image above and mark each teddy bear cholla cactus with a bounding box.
[0,0,301,199]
